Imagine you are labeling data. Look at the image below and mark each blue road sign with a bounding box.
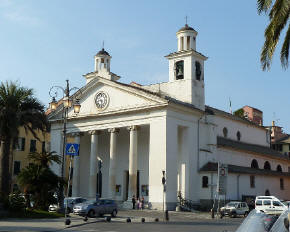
[65,143,80,156]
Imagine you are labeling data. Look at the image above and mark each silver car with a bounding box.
[73,199,118,218]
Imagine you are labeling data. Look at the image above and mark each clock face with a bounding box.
[95,91,109,109]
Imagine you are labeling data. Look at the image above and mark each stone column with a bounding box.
[72,133,81,197]
[108,128,119,199]
[88,130,100,199]
[127,126,138,200]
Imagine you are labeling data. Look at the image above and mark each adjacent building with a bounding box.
[48,24,290,210]
[11,126,50,192]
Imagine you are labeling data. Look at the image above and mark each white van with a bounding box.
[255,196,287,215]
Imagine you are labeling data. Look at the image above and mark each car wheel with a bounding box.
[111,209,117,218]
[244,211,249,217]
[230,212,237,218]
[88,210,96,218]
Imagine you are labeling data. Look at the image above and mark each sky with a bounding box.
[0,0,289,131]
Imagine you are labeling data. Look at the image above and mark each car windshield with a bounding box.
[227,202,238,207]
[86,200,96,205]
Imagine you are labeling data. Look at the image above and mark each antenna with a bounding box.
[102,40,104,50]
[185,16,188,25]
[229,97,232,114]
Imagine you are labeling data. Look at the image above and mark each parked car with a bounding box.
[255,196,287,215]
[48,204,59,212]
[73,199,118,218]
[48,197,87,213]
[219,201,249,218]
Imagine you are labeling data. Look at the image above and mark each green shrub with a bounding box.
[9,193,26,212]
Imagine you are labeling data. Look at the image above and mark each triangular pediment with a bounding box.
[48,77,167,121]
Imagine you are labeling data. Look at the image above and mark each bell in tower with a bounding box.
[175,60,184,80]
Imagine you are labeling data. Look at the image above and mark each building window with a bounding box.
[14,137,25,151]
[264,161,271,170]
[223,127,228,138]
[277,165,282,172]
[250,175,255,188]
[13,161,21,175]
[251,159,259,169]
[175,60,184,80]
[280,178,284,190]
[237,131,241,141]
[202,176,209,188]
[30,140,37,152]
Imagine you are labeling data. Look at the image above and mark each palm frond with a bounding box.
[257,0,273,14]
[281,24,290,69]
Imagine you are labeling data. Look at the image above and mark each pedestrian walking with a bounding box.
[132,195,136,209]
[141,196,145,210]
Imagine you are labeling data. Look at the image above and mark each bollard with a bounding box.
[65,218,71,225]
[83,216,88,222]
[211,208,214,219]
[155,218,159,222]
[141,218,145,223]
[126,218,131,223]
[165,210,169,221]
[106,216,111,222]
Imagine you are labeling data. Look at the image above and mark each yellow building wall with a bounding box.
[11,126,50,191]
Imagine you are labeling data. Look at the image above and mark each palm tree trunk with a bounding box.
[0,139,12,198]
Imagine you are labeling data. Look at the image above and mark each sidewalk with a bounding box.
[0,210,212,231]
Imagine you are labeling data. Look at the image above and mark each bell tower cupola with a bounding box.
[84,46,120,83]
[164,23,208,110]
[176,24,198,51]
[94,48,111,73]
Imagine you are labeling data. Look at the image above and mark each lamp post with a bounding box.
[49,80,81,222]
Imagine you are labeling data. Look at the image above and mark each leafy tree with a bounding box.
[17,164,61,210]
[257,0,290,70]
[0,81,48,199]
[234,108,245,118]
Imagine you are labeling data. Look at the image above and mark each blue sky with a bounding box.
[0,0,289,131]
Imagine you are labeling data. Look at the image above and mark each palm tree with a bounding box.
[17,164,61,210]
[0,81,48,199]
[257,0,290,70]
[28,151,61,169]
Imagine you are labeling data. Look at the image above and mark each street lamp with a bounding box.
[49,79,82,223]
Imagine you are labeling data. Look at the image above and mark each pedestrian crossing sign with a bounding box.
[65,143,80,156]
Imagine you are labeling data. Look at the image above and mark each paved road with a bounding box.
[0,210,244,232]
[64,218,243,232]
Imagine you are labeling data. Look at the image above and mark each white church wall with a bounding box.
[216,148,290,172]
[79,133,92,197]
[148,117,167,208]
[50,124,63,176]
[213,115,268,146]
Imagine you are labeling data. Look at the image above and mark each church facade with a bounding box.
[49,24,290,210]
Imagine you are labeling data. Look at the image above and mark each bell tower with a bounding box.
[165,24,207,110]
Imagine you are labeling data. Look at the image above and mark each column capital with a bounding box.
[127,125,139,131]
[69,132,84,137]
[89,130,101,135]
[108,128,120,133]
